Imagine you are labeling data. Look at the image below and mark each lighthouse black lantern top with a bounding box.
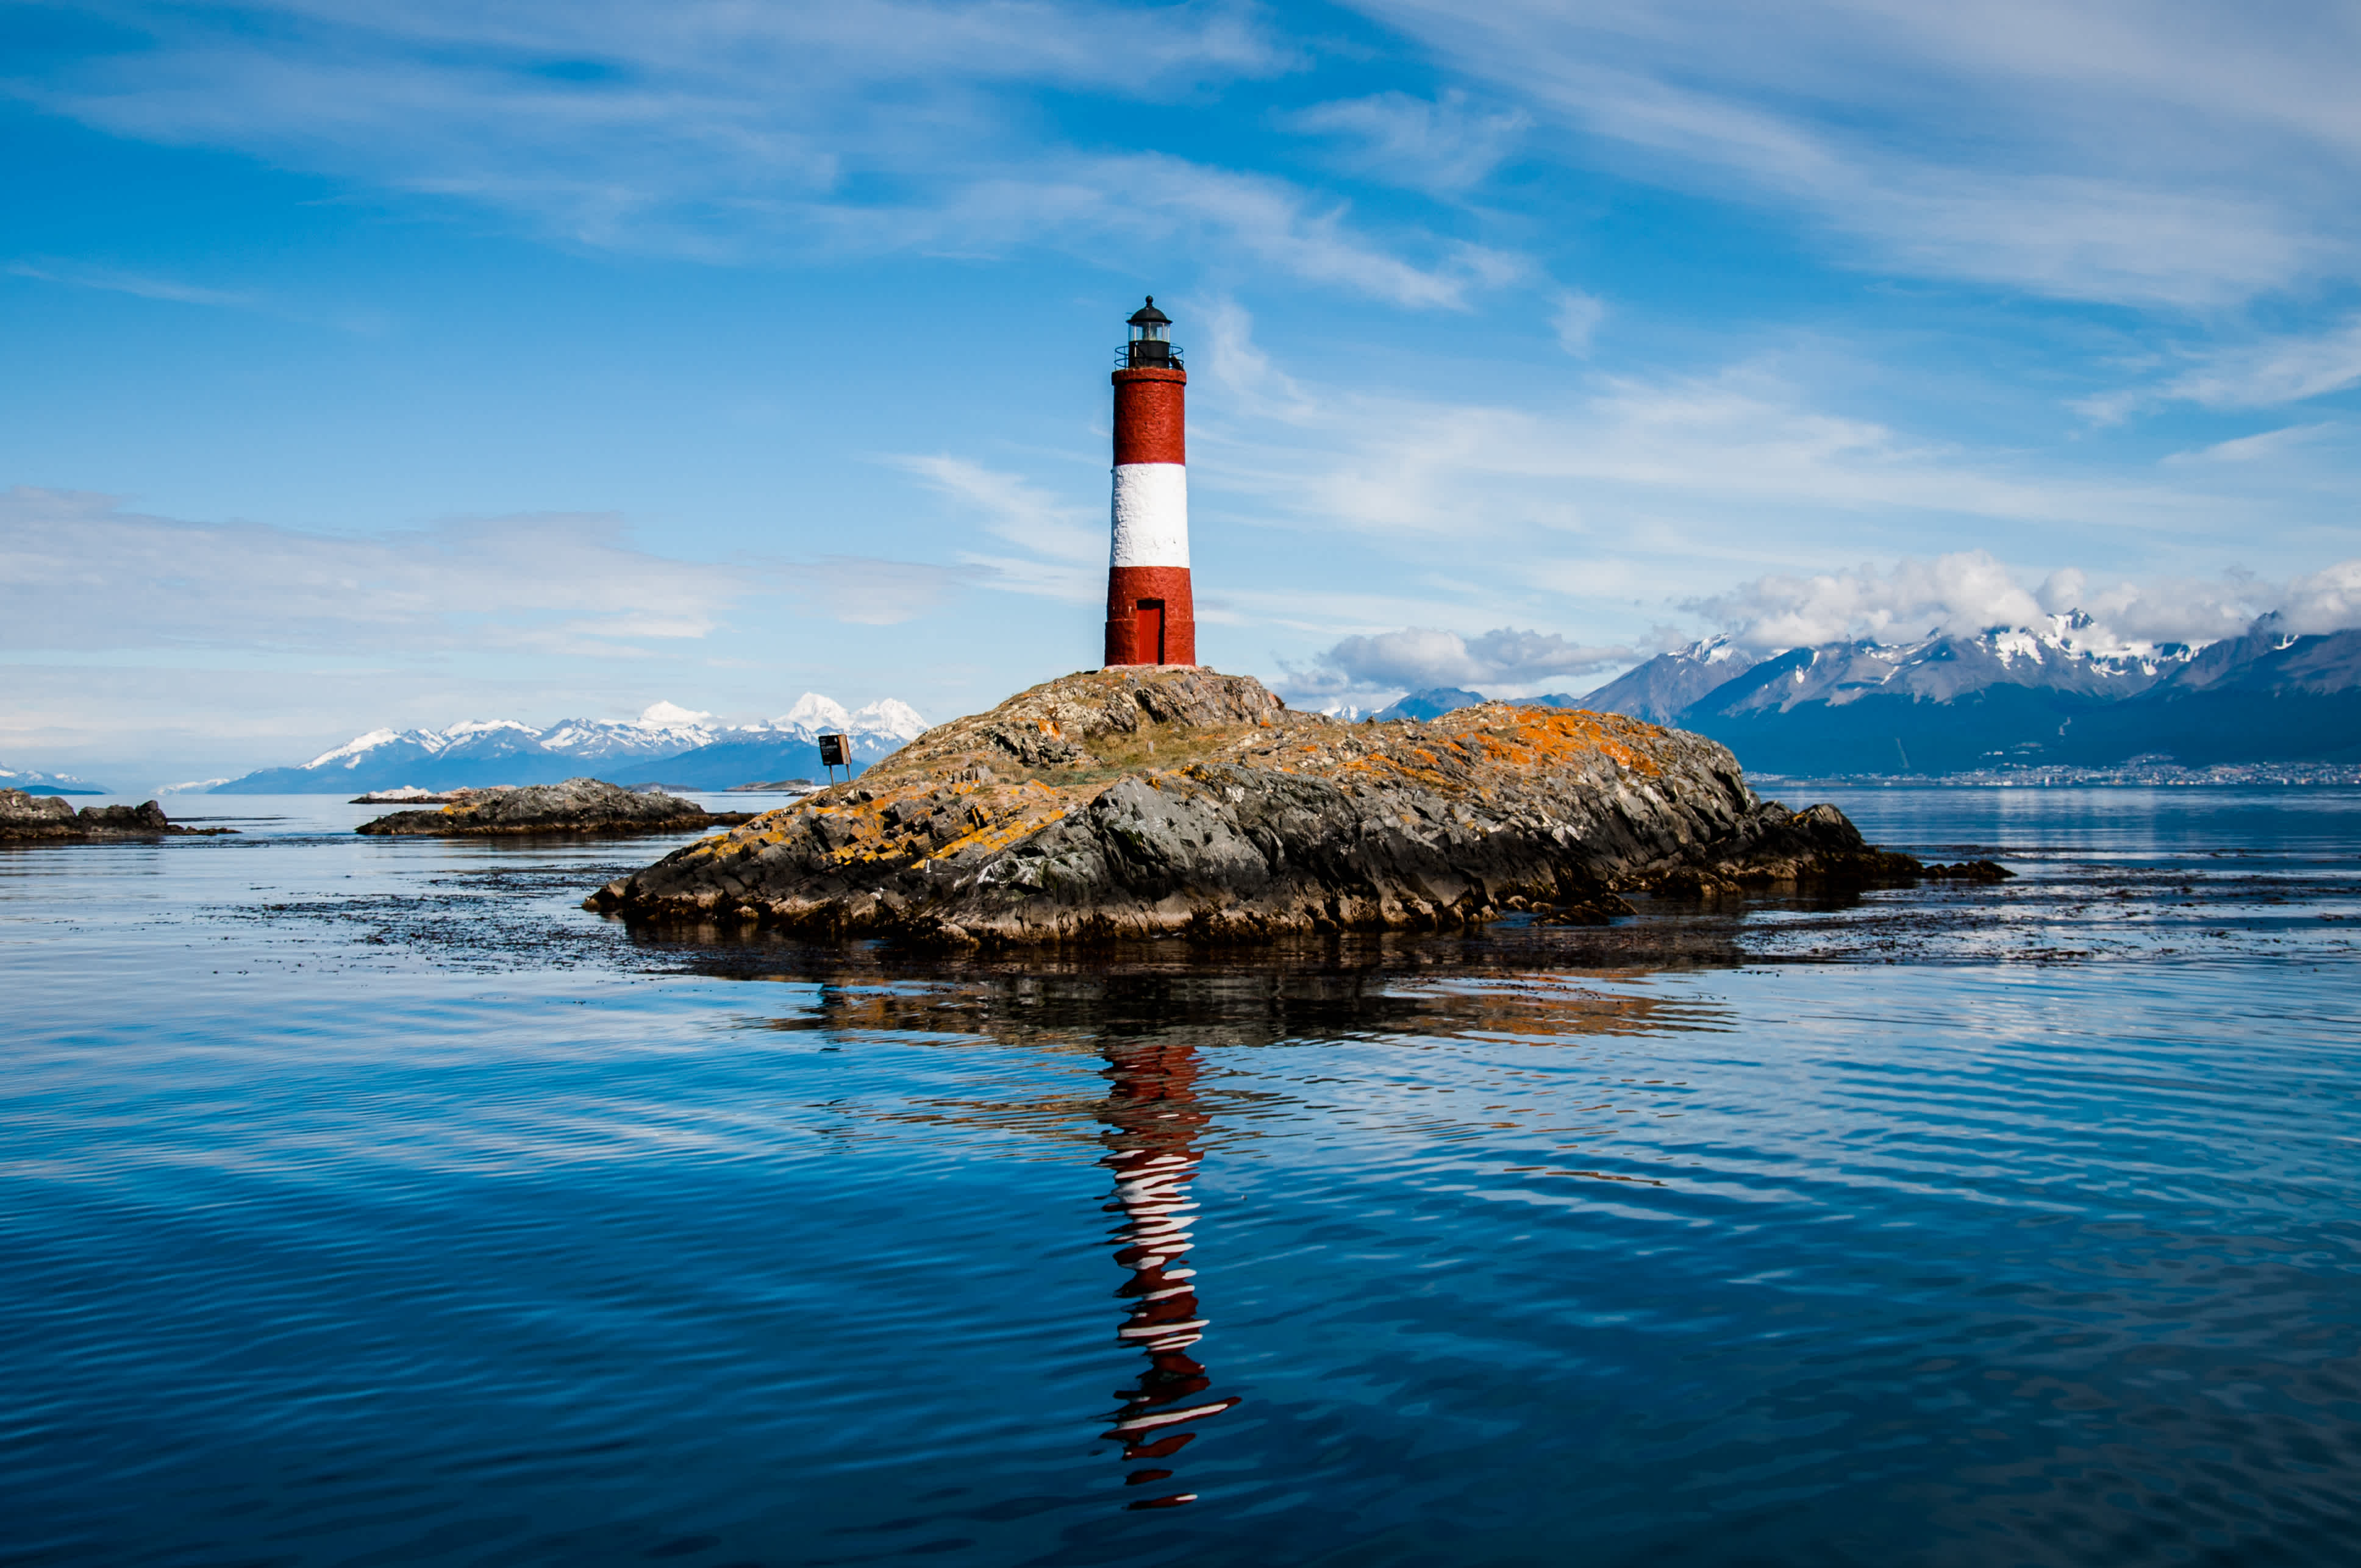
[1125,296,1177,368]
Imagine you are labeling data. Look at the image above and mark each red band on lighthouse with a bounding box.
[1112,371,1185,466]
[1105,299,1196,668]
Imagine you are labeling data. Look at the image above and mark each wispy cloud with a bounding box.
[14,1,1522,306]
[2162,422,2343,466]
[1349,0,2361,307]
[7,258,259,308]
[0,487,763,658]
[1279,88,1529,194]
[870,155,1523,310]
[2166,318,2361,409]
[1551,290,1606,356]
[791,555,977,625]
[890,453,1104,602]
[1193,303,2215,556]
[2077,316,2361,425]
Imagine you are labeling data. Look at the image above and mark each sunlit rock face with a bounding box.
[586,668,1918,947]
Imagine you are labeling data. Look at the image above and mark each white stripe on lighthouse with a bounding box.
[1110,463,1189,568]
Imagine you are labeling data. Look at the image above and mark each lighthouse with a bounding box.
[1104,297,1196,668]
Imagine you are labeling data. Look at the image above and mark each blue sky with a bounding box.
[5,0,2360,780]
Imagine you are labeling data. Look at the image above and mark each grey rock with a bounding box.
[356,777,754,836]
[0,789,231,841]
[586,668,1919,946]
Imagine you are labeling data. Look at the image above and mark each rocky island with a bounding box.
[1,790,235,841]
[585,668,1920,946]
[357,777,754,836]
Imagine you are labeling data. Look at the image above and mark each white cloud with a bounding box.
[1283,624,1635,700]
[2079,316,2361,426]
[898,155,1523,310]
[7,259,257,308]
[1551,290,1606,356]
[15,1,1521,307]
[0,488,968,761]
[1283,547,2361,710]
[1190,304,2213,552]
[0,486,765,656]
[1684,550,2046,649]
[1684,548,2283,650]
[2162,423,2343,465]
[2165,318,2361,410]
[1280,89,1529,193]
[792,555,976,625]
[2279,558,2361,635]
[1348,0,2361,306]
[2064,572,2276,646]
[890,453,1104,602]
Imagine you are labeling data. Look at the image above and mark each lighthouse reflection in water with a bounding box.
[1096,1033,1237,1508]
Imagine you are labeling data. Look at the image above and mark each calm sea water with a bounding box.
[4,787,2359,1567]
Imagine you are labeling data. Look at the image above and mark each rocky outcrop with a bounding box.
[0,790,235,841]
[1923,860,2015,882]
[356,777,754,836]
[585,668,1920,947]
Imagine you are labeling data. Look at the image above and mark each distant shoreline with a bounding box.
[1755,762,2361,788]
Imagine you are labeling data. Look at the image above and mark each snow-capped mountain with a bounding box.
[1580,635,1762,723]
[714,695,926,749]
[2163,613,2361,696]
[0,763,107,796]
[609,697,930,789]
[1695,620,2199,718]
[1334,613,2361,775]
[1365,686,1487,722]
[1580,613,2356,773]
[287,704,720,777]
[538,701,721,760]
[210,697,927,794]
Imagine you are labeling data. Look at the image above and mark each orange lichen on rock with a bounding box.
[586,668,1916,946]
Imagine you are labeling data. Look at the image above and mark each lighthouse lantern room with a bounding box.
[1105,296,1196,668]
[1125,298,1174,366]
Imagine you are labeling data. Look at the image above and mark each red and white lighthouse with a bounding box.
[1104,297,1195,668]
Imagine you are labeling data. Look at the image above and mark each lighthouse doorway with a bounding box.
[1135,599,1165,665]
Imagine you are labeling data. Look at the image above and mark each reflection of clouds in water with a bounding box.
[1098,1038,1237,1509]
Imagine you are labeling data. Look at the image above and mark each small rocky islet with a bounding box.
[586,667,1925,947]
[0,790,234,841]
[355,777,754,836]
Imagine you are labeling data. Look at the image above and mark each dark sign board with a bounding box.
[817,733,850,769]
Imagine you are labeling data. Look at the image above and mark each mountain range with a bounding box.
[209,697,928,794]
[33,612,2361,794]
[0,764,107,796]
[1393,612,2361,774]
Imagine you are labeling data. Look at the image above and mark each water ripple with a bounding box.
[4,791,2360,1564]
